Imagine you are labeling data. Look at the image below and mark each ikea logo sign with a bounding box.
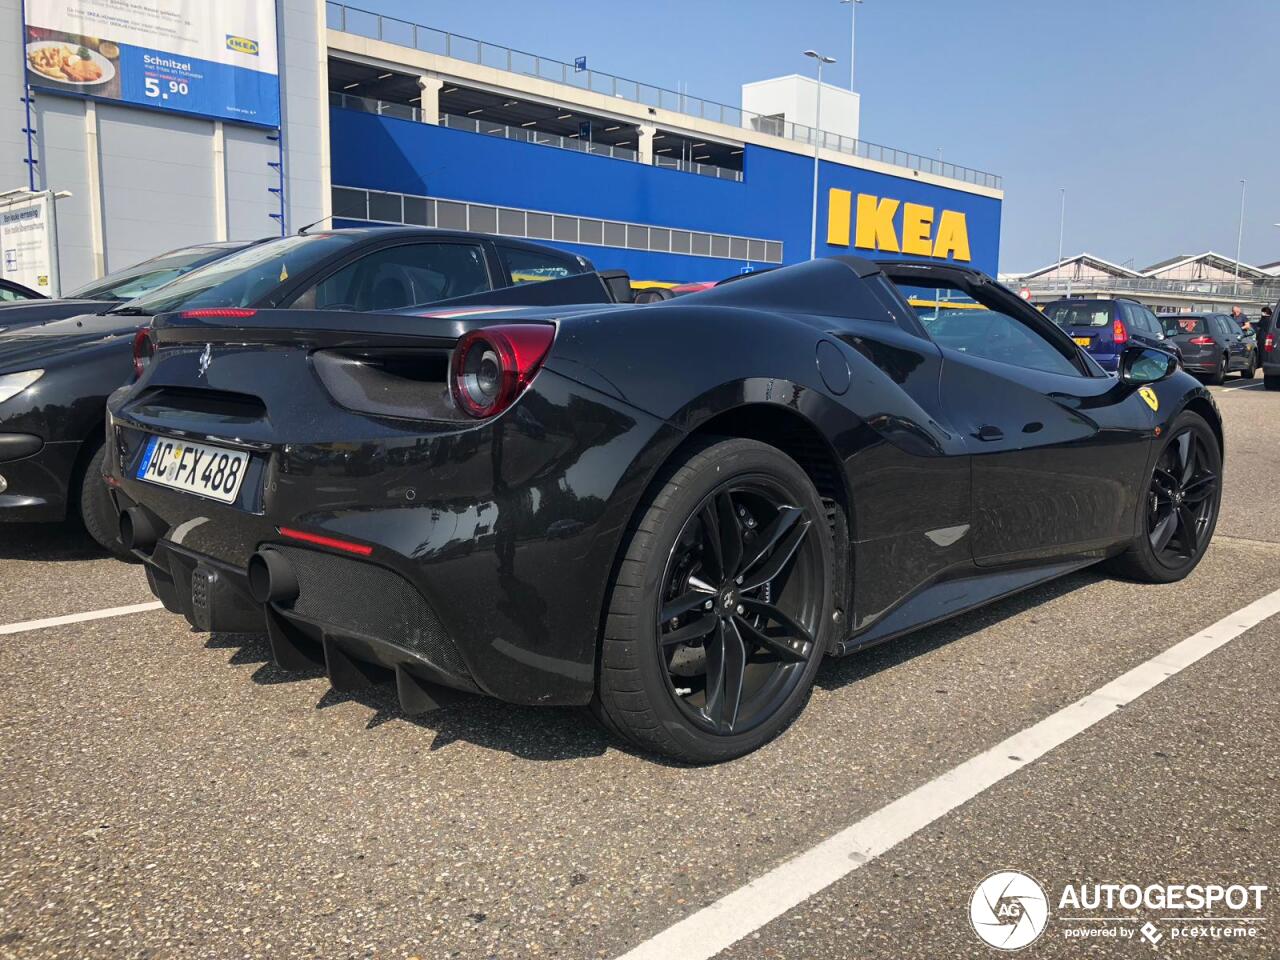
[826,189,971,262]
[226,35,260,56]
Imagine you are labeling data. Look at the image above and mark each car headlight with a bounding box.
[0,369,44,403]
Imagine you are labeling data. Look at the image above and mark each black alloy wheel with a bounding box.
[1106,410,1220,584]
[656,480,821,736]
[1147,427,1218,569]
[594,438,834,763]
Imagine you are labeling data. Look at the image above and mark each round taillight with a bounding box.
[450,324,555,419]
[131,327,156,380]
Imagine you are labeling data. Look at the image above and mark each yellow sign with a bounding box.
[1139,386,1159,411]
[826,189,971,262]
[226,35,260,56]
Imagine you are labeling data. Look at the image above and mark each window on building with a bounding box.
[498,208,526,236]
[436,201,467,230]
[332,187,368,220]
[468,205,498,234]
[368,192,402,223]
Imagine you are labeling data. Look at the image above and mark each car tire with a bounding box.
[78,443,132,561]
[593,437,834,764]
[1103,410,1220,584]
[1266,374,1280,392]
[1206,355,1226,386]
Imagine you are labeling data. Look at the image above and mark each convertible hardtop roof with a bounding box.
[645,255,907,321]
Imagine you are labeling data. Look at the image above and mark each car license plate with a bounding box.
[136,435,250,504]
[1073,336,1092,347]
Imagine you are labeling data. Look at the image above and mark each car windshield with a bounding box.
[120,234,357,315]
[1164,316,1207,335]
[65,245,242,301]
[1043,301,1112,328]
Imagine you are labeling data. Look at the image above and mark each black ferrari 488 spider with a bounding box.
[105,255,1223,762]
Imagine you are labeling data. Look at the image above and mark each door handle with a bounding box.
[974,424,1004,442]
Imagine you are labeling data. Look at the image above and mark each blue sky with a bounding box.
[356,0,1278,272]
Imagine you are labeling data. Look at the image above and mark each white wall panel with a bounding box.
[33,97,95,291]
[225,124,280,241]
[96,103,216,272]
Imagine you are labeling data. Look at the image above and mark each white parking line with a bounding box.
[1214,381,1267,394]
[615,588,1280,960]
[0,601,165,636]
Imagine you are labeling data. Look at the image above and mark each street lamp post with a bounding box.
[1056,187,1068,298]
[839,0,863,91]
[1233,179,1246,297]
[804,50,836,260]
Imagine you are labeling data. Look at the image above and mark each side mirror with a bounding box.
[1120,345,1178,385]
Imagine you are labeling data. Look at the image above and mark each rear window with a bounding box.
[1043,301,1113,328]
[1163,316,1206,335]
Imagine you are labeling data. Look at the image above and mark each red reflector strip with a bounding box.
[180,307,258,319]
[277,526,374,556]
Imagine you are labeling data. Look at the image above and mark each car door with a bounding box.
[1225,315,1251,369]
[1209,316,1235,370]
[287,240,493,312]
[1121,302,1151,350]
[882,265,1155,566]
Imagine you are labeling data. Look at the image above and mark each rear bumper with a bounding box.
[0,435,79,522]
[1181,357,1220,373]
[126,521,484,709]
[106,369,679,707]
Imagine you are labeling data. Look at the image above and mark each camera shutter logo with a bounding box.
[970,870,1050,951]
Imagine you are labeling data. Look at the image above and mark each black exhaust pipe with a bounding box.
[118,507,159,552]
[247,548,299,606]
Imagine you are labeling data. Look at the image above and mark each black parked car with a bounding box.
[0,241,258,331]
[1043,297,1178,373]
[0,228,600,555]
[104,256,1223,763]
[1160,312,1258,384]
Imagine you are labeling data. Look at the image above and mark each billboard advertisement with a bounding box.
[1,192,60,296]
[22,0,280,127]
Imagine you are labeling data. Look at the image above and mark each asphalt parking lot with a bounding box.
[1,380,1277,960]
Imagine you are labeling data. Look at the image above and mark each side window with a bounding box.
[1121,302,1144,333]
[1141,307,1162,335]
[498,245,584,285]
[909,284,1082,376]
[292,243,490,311]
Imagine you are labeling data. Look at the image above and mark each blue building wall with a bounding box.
[329,107,1001,280]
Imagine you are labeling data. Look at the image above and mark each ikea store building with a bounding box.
[0,0,1002,296]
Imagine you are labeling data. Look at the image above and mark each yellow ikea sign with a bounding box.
[826,189,971,262]
[226,35,260,56]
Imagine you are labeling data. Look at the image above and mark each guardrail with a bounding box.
[653,155,744,182]
[439,112,639,162]
[324,1,1001,190]
[1016,275,1280,303]
[331,93,746,180]
[329,90,421,121]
